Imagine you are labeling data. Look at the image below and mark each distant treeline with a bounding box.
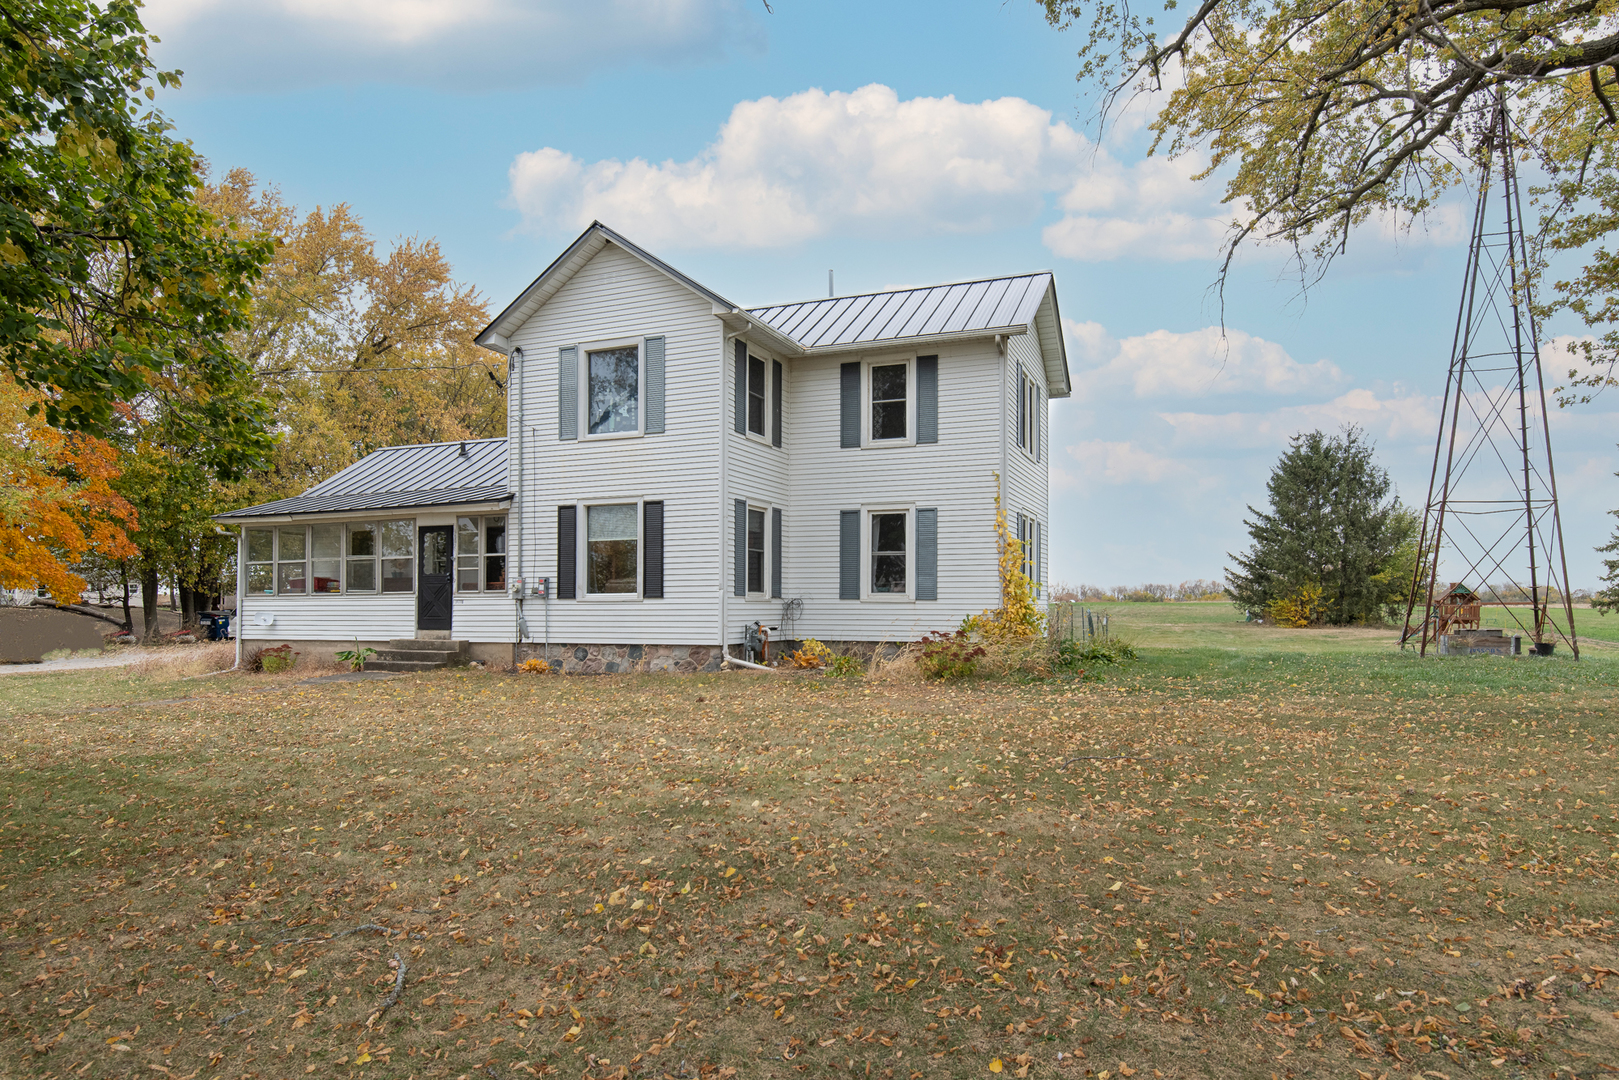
[1051,579,1227,603]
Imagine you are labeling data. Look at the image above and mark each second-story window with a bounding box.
[748,355,766,436]
[871,362,907,441]
[588,345,639,434]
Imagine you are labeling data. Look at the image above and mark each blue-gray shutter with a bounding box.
[770,507,782,598]
[644,336,665,434]
[643,501,664,599]
[771,359,783,448]
[733,498,746,597]
[556,505,576,599]
[839,362,860,448]
[838,510,859,599]
[733,340,747,435]
[558,346,578,441]
[1034,381,1041,461]
[916,508,938,601]
[916,355,938,444]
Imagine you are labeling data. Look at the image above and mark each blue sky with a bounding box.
[144,0,1619,593]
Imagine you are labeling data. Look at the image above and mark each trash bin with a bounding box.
[197,611,231,641]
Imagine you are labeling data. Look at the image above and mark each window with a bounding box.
[586,503,638,594]
[380,520,414,592]
[455,516,507,592]
[245,520,413,596]
[347,523,378,592]
[746,507,766,594]
[277,527,307,594]
[870,362,907,441]
[871,512,907,594]
[246,529,274,595]
[310,525,341,593]
[1019,368,1040,457]
[748,355,766,436]
[587,345,639,435]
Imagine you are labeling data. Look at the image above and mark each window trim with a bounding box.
[578,498,645,601]
[861,355,915,447]
[742,347,780,448]
[744,502,770,599]
[577,336,646,442]
[454,515,508,594]
[859,504,915,601]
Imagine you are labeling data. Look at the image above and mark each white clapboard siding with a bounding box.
[1004,333,1051,604]
[449,594,522,643]
[238,595,416,641]
[726,334,792,630]
[782,341,1005,641]
[506,242,725,644]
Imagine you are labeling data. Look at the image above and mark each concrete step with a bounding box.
[362,658,447,673]
[373,647,462,664]
[387,639,468,653]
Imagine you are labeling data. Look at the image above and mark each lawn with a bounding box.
[1,616,1616,1080]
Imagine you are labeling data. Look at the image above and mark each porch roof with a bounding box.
[216,438,510,520]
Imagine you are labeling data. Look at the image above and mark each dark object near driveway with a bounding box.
[1533,641,1556,657]
[197,611,232,641]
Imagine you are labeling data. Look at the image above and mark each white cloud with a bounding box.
[1158,388,1440,450]
[144,0,761,90]
[510,85,1090,248]
[1043,151,1234,262]
[1067,318,1345,399]
[1065,440,1192,484]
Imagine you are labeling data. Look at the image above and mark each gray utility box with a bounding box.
[1437,629,1521,657]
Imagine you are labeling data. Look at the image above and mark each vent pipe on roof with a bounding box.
[458,441,468,457]
[828,270,833,297]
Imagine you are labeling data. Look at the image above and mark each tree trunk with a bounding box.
[140,565,160,640]
[180,586,196,629]
[119,562,133,632]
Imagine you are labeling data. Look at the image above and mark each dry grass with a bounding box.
[0,647,1616,1080]
[126,642,239,679]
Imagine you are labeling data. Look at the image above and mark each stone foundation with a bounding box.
[515,643,725,674]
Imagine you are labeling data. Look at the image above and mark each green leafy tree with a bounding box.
[1,0,274,472]
[1041,0,1619,398]
[1226,428,1417,625]
[1596,463,1619,615]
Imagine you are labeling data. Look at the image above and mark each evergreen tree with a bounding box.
[1226,428,1416,625]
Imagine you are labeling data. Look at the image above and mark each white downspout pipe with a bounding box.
[718,329,730,668]
[511,347,525,656]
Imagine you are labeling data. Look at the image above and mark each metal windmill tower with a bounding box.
[1400,96,1580,659]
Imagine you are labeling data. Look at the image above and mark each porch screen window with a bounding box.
[311,524,341,593]
[246,529,273,595]
[871,364,907,441]
[586,503,638,594]
[456,517,507,592]
[746,507,766,593]
[484,518,506,591]
[871,512,906,594]
[747,355,766,436]
[346,523,377,592]
[456,517,480,592]
[588,346,639,434]
[380,521,413,592]
[276,527,307,594]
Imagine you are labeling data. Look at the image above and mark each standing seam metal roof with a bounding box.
[216,438,510,519]
[747,272,1052,350]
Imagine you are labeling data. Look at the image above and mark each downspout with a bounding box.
[718,327,730,667]
[998,339,1009,608]
[511,347,526,658]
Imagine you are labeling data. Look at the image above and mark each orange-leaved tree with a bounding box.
[0,379,138,602]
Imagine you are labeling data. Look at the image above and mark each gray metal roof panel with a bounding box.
[217,484,512,519]
[305,438,507,498]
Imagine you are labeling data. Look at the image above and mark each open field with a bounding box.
[1,617,1616,1079]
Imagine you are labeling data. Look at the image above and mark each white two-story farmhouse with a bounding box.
[218,223,1068,672]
